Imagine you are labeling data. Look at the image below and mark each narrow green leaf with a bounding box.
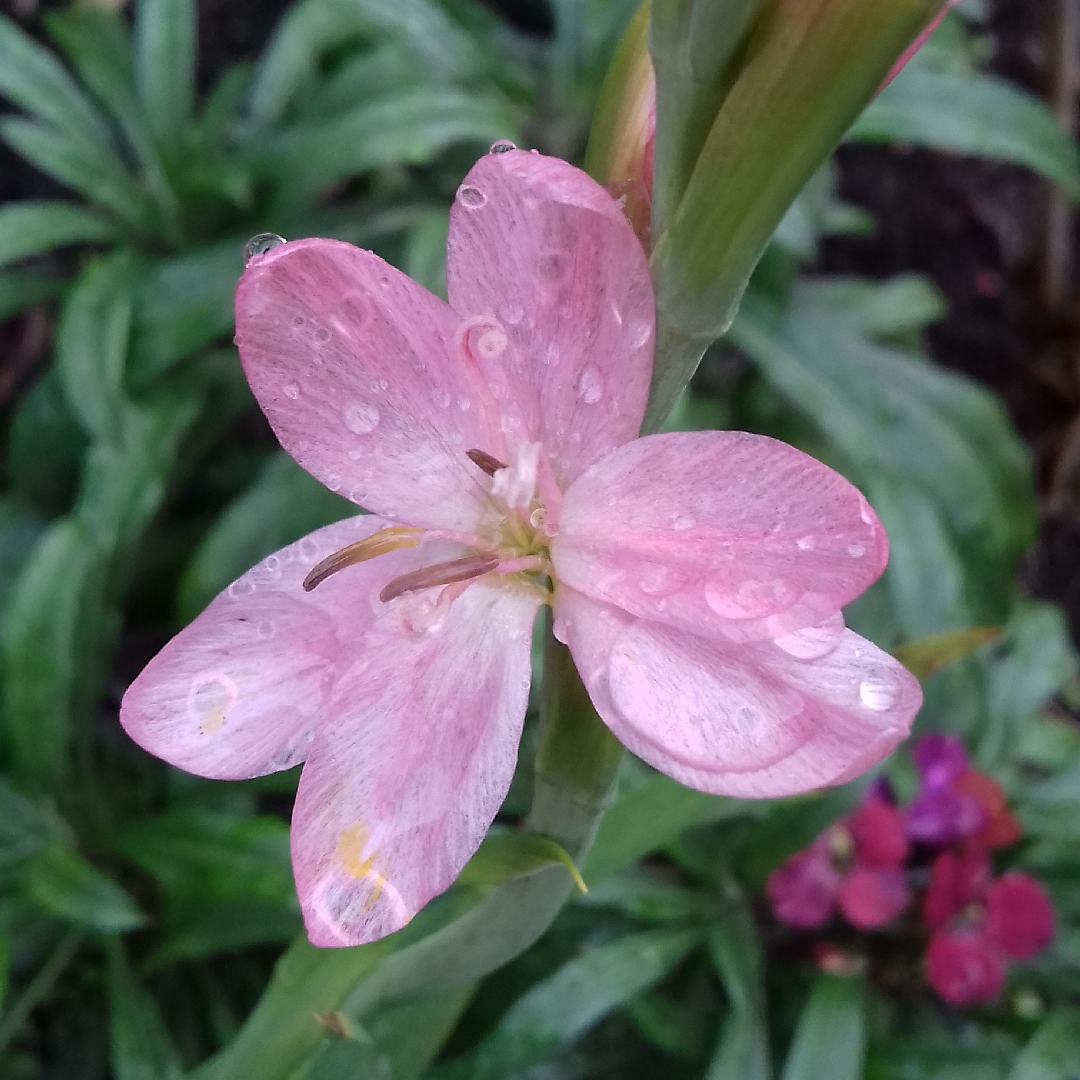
[781,973,865,1080]
[851,67,1080,201]
[178,452,353,622]
[584,771,749,885]
[55,251,137,443]
[133,0,195,146]
[106,937,182,1080]
[444,928,701,1079]
[0,201,119,271]
[893,626,1002,681]
[0,14,113,146]
[1010,1007,1080,1080]
[0,777,55,869]
[0,270,64,322]
[0,117,148,228]
[458,831,587,893]
[579,869,706,922]
[0,498,47,641]
[24,843,146,932]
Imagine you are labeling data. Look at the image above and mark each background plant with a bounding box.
[0,0,1079,1078]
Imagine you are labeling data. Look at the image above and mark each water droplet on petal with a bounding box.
[284,382,300,400]
[435,391,451,408]
[457,396,471,411]
[188,672,239,734]
[859,498,876,526]
[774,613,845,660]
[264,554,282,578]
[627,320,652,348]
[705,577,799,620]
[349,486,366,503]
[860,677,898,711]
[499,302,524,325]
[672,515,695,531]
[314,326,330,343]
[299,537,320,561]
[344,401,380,435]
[847,543,866,558]
[489,139,517,154]
[257,621,275,638]
[576,365,604,404]
[457,185,487,210]
[292,315,304,327]
[228,578,255,600]
[796,535,817,551]
[638,565,681,598]
[326,474,342,492]
[244,233,286,263]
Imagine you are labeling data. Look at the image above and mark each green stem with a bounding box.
[0,930,83,1055]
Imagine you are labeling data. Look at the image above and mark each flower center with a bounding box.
[302,443,558,613]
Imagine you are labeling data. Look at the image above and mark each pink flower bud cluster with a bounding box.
[767,734,1055,1007]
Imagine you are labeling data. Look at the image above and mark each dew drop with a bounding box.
[576,365,604,404]
[499,302,524,325]
[529,507,547,529]
[326,474,342,492]
[435,390,451,408]
[627,320,652,348]
[457,185,487,210]
[796,535,817,552]
[314,326,330,343]
[299,537,320,561]
[228,578,255,600]
[457,396,471,411]
[672,515,695,531]
[292,316,304,327]
[489,139,517,154]
[859,498,875,525]
[847,543,867,558]
[860,677,898,711]
[348,486,366,504]
[257,621,275,639]
[774,613,845,660]
[638,565,681,598]
[344,401,380,435]
[283,382,300,400]
[244,233,286,263]
[232,333,243,346]
[264,554,282,578]
[705,577,799,620]
[474,325,507,360]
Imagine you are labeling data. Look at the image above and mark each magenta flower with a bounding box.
[905,734,985,845]
[767,795,911,931]
[121,148,921,947]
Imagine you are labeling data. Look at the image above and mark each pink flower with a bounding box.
[882,1,959,89]
[922,854,1055,1006]
[121,148,920,947]
[767,796,911,931]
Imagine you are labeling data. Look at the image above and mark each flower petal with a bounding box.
[925,929,1004,1006]
[838,866,909,930]
[119,516,419,780]
[446,149,654,486]
[291,580,542,946]
[984,873,1055,961]
[235,238,501,532]
[553,588,920,798]
[767,842,841,928]
[552,431,888,644]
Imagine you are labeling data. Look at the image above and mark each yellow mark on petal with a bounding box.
[337,824,389,912]
[188,672,239,735]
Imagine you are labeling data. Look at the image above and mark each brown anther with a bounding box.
[467,448,507,476]
[380,554,500,603]
[303,527,421,592]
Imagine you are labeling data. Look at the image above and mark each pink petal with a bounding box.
[767,842,841,928]
[925,929,1004,1006]
[446,149,654,487]
[553,588,920,798]
[235,239,501,532]
[291,579,542,946]
[553,431,888,644]
[984,873,1055,961]
[849,798,909,868]
[838,866,909,929]
[120,516,468,780]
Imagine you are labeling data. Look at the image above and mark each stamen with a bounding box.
[467,448,507,476]
[303,527,422,591]
[380,554,500,603]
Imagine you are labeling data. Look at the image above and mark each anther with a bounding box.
[380,554,500,603]
[303,527,421,591]
[467,448,507,477]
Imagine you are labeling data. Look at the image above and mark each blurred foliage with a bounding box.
[0,1,1079,1078]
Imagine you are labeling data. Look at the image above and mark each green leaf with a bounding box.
[0,270,64,322]
[893,626,1002,680]
[0,14,114,147]
[178,452,353,621]
[254,89,520,204]
[780,973,865,1080]
[0,201,120,270]
[106,937,182,1080]
[851,67,1080,201]
[0,777,55,870]
[579,869,707,922]
[23,843,146,932]
[0,498,46,642]
[133,0,195,148]
[459,831,587,894]
[442,928,701,1079]
[585,771,750,885]
[1010,1008,1080,1080]
[0,117,148,228]
[55,251,137,443]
